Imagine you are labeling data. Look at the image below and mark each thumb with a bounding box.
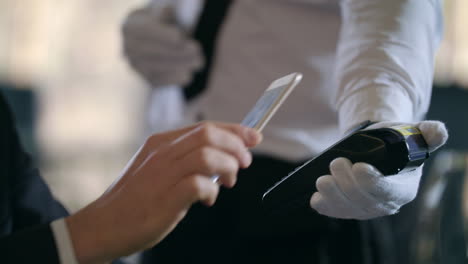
[417,120,448,152]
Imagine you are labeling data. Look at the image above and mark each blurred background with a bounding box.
[0,0,149,210]
[0,1,468,263]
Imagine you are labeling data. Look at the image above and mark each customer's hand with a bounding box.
[66,122,262,264]
[122,5,203,87]
[310,120,448,220]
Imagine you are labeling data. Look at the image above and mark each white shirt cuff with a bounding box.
[51,218,79,264]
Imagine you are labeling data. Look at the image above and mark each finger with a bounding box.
[187,122,263,147]
[416,120,448,152]
[309,192,335,217]
[133,60,202,81]
[122,7,155,34]
[135,143,240,195]
[127,53,202,72]
[142,124,205,151]
[310,191,356,219]
[352,162,418,208]
[330,158,380,210]
[124,38,203,68]
[144,122,261,152]
[310,192,389,220]
[162,123,255,169]
[126,55,202,83]
[136,67,195,88]
[135,125,203,166]
[193,122,262,147]
[140,122,261,173]
[130,64,196,87]
[152,40,203,69]
[173,146,241,188]
[314,175,365,217]
[163,122,262,148]
[169,174,220,208]
[123,17,186,45]
[146,71,194,88]
[145,174,220,244]
[313,176,385,220]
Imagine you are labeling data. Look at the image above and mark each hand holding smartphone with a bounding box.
[241,72,302,132]
[211,72,303,182]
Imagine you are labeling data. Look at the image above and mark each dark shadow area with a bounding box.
[427,84,468,151]
[0,82,38,159]
[393,83,468,264]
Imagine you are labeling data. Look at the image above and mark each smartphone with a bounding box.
[212,72,303,182]
[241,72,303,132]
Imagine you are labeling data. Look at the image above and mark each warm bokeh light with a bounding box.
[434,0,468,86]
[0,0,150,211]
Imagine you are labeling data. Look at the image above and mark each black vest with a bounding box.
[183,0,233,101]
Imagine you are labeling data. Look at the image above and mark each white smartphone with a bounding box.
[212,72,302,183]
[241,72,303,131]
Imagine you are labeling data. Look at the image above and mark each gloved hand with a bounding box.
[122,5,204,87]
[310,120,448,220]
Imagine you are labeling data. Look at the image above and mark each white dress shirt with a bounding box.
[51,218,79,264]
[148,0,443,159]
[185,0,443,160]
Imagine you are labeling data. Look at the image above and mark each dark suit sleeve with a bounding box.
[9,132,69,230]
[0,224,62,263]
[0,96,128,264]
[0,95,68,263]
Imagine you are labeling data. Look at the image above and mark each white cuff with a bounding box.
[51,218,79,264]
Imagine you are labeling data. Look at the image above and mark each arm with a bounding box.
[0,96,68,263]
[65,122,261,263]
[0,121,261,263]
[334,0,444,133]
[310,0,447,219]
[0,96,262,263]
[0,96,125,264]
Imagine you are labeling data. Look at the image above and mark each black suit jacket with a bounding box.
[0,94,68,263]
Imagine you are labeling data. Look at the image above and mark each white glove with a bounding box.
[122,5,204,87]
[310,120,448,220]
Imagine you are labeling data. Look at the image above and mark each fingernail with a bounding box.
[245,128,261,145]
[243,151,253,167]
